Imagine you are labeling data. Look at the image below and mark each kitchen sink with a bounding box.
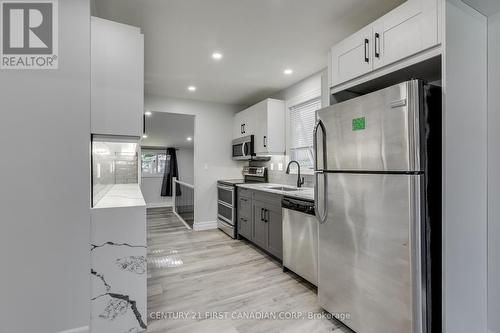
[267,186,301,192]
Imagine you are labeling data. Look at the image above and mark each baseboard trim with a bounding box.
[194,220,218,231]
[57,326,89,333]
[146,202,173,208]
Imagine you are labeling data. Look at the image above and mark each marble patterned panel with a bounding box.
[91,205,147,333]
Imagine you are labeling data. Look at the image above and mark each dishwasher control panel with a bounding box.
[282,197,315,216]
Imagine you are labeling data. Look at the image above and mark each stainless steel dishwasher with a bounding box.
[282,196,318,286]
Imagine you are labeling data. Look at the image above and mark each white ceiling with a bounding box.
[462,0,500,16]
[93,0,404,106]
[141,112,195,149]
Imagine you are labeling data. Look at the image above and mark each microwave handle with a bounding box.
[241,142,247,157]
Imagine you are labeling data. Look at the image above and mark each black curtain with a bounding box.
[161,148,181,196]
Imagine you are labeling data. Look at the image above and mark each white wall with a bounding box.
[178,147,194,184]
[488,11,500,333]
[0,1,91,332]
[252,70,325,184]
[271,70,325,102]
[443,1,488,332]
[141,177,172,207]
[141,148,194,208]
[145,96,242,226]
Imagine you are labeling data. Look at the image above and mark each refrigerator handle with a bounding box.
[313,119,327,171]
[314,172,328,224]
[314,119,328,224]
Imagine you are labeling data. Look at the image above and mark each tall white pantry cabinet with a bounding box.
[91,17,144,137]
[90,17,147,333]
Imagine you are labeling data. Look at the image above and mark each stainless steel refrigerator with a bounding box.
[314,80,441,333]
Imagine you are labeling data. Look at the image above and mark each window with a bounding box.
[141,150,169,177]
[288,97,321,172]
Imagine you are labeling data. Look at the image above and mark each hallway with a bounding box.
[146,207,348,333]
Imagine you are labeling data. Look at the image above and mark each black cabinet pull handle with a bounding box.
[263,136,267,148]
[243,124,246,134]
[264,209,268,223]
[374,33,380,58]
[241,124,243,134]
[364,38,369,63]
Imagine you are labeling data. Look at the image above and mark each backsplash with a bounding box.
[92,138,139,207]
[250,155,314,188]
[92,152,138,206]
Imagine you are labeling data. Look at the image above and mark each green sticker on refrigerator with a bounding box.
[352,117,366,131]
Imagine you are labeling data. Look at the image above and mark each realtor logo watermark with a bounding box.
[0,0,58,69]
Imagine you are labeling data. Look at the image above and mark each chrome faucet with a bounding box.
[286,160,305,188]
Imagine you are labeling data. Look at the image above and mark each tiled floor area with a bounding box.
[146,207,350,333]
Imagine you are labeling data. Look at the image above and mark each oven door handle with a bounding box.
[218,200,234,208]
[218,185,235,192]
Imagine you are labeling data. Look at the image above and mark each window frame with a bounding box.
[141,149,169,178]
[285,88,322,175]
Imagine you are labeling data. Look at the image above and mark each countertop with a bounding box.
[93,184,146,209]
[236,183,314,201]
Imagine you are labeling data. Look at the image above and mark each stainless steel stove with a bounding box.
[217,166,267,238]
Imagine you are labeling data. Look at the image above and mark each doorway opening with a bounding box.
[140,111,195,228]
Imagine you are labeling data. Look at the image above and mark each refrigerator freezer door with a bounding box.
[318,173,424,333]
[317,80,422,172]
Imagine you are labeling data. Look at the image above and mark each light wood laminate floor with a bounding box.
[147,208,350,333]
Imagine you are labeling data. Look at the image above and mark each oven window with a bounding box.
[218,203,233,224]
[233,144,243,157]
[218,187,234,206]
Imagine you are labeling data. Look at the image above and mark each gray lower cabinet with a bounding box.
[253,200,269,250]
[238,196,252,240]
[266,205,283,259]
[237,187,283,260]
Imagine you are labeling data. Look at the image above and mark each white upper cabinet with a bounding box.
[330,26,373,87]
[233,107,255,139]
[233,99,285,155]
[330,0,440,88]
[233,111,245,138]
[372,0,439,70]
[91,17,144,137]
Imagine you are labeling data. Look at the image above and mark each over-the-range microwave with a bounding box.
[232,135,254,161]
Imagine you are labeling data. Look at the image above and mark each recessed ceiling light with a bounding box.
[144,111,152,117]
[187,137,193,141]
[142,134,148,139]
[212,52,223,60]
[284,68,293,75]
[188,86,197,92]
